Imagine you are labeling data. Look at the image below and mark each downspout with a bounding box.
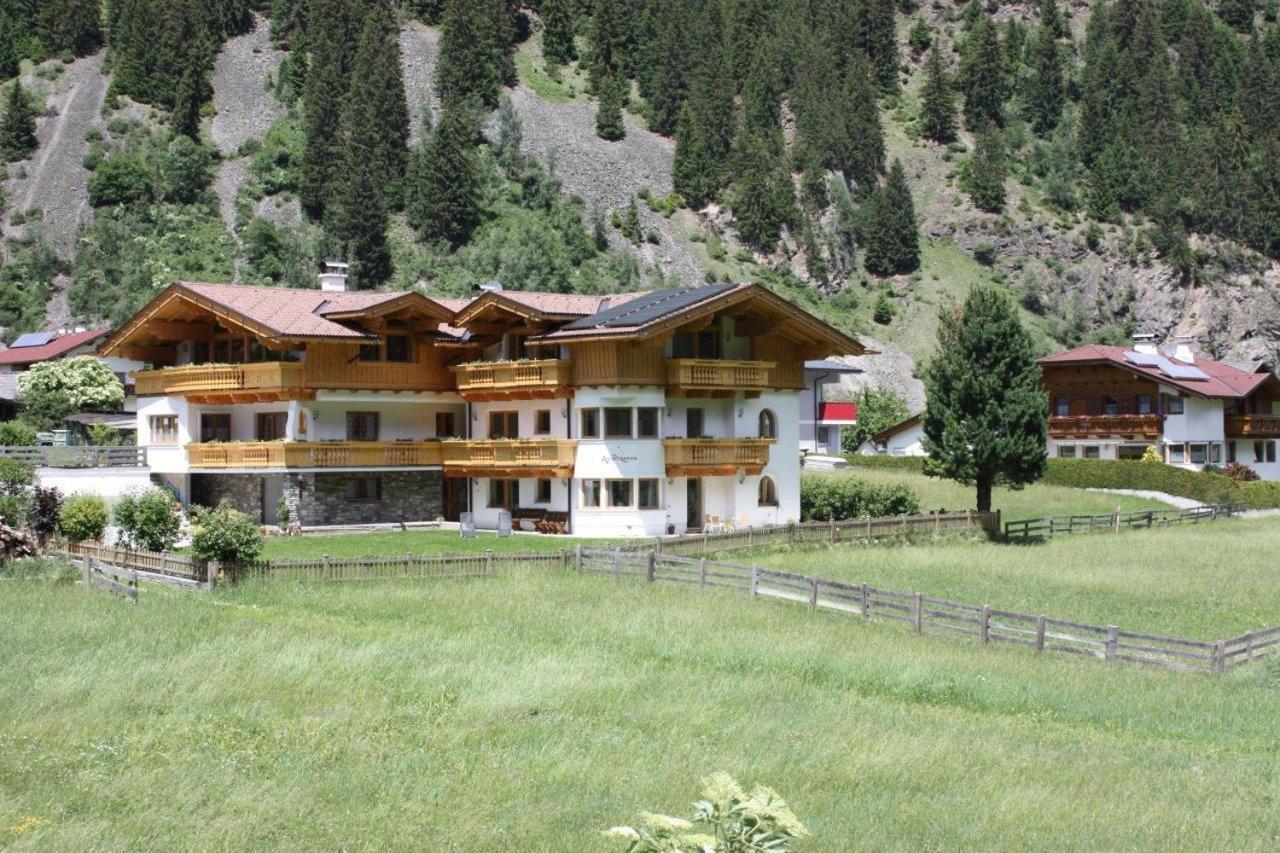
[465,400,473,515]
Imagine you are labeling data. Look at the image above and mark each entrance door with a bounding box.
[261,475,284,525]
[442,478,465,522]
[686,408,704,438]
[686,478,702,531]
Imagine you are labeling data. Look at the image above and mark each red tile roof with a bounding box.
[1039,345,1275,399]
[0,329,110,366]
[180,282,410,339]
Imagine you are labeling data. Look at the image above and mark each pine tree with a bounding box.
[859,0,900,93]
[672,0,734,206]
[436,0,507,107]
[37,0,103,56]
[595,72,626,141]
[966,122,1007,213]
[345,1,409,200]
[862,159,920,276]
[643,0,685,136]
[407,96,481,248]
[298,0,361,219]
[1218,0,1256,32]
[0,81,37,162]
[1025,22,1065,134]
[0,16,18,80]
[959,5,1007,129]
[839,52,886,194]
[908,16,932,54]
[171,57,205,140]
[921,284,1048,513]
[920,42,957,143]
[1245,135,1280,259]
[586,0,626,95]
[1041,0,1068,39]
[731,127,794,252]
[1077,0,1120,167]
[541,0,576,66]
[620,196,642,244]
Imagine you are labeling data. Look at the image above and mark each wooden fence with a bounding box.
[0,445,147,468]
[575,548,1278,675]
[240,550,569,583]
[83,557,139,602]
[1004,503,1235,541]
[59,542,213,589]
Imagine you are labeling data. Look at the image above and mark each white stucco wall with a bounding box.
[37,467,153,500]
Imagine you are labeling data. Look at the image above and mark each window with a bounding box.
[358,343,381,362]
[1209,443,1222,465]
[200,414,231,443]
[1257,441,1277,464]
[256,412,287,441]
[1165,395,1185,415]
[1169,444,1185,463]
[581,479,602,508]
[638,478,660,509]
[686,408,704,438]
[150,416,179,445]
[607,479,634,508]
[1189,443,1208,465]
[435,411,458,438]
[534,409,552,435]
[1055,397,1069,417]
[488,479,518,510]
[1137,395,1153,415]
[213,340,229,362]
[345,476,382,502]
[604,407,633,438]
[1118,445,1149,461]
[1058,445,1077,458]
[229,339,245,363]
[817,426,830,445]
[346,411,380,441]
[637,407,660,438]
[489,411,519,439]
[758,476,778,507]
[385,335,410,363]
[535,478,552,503]
[1083,445,1101,459]
[673,329,720,359]
[1104,397,1120,416]
[581,408,600,438]
[758,409,777,439]
[193,341,210,363]
[1227,440,1237,464]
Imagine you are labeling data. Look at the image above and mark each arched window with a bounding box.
[758,409,777,439]
[758,476,778,507]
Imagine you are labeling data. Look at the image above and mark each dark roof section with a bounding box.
[560,282,739,331]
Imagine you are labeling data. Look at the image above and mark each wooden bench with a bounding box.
[512,508,546,532]
[536,511,569,535]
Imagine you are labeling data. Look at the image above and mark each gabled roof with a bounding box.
[870,414,923,445]
[0,329,109,366]
[1039,345,1278,399]
[450,289,649,327]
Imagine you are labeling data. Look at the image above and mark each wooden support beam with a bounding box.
[146,320,216,342]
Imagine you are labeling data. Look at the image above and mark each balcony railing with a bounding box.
[666,359,777,398]
[441,439,577,478]
[1226,414,1280,438]
[451,359,573,400]
[1049,414,1164,439]
[134,363,307,397]
[664,438,773,476]
[187,441,443,469]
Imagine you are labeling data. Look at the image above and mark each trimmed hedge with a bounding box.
[839,455,927,472]
[1041,459,1280,509]
[801,473,921,522]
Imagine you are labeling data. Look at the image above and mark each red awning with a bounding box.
[819,402,858,424]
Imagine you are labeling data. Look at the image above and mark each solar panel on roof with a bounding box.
[1124,349,1208,380]
[561,283,737,330]
[1124,350,1162,366]
[11,332,55,348]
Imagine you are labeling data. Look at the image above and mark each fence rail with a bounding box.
[0,445,147,468]
[1004,504,1235,541]
[240,550,568,583]
[576,547,1277,675]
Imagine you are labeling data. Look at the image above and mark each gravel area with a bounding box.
[1084,489,1202,510]
[400,21,439,143]
[210,14,284,156]
[836,337,927,411]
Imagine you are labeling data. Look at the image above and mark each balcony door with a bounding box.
[256,412,288,441]
[200,414,231,443]
[489,411,519,439]
[686,408,704,439]
[686,478,702,530]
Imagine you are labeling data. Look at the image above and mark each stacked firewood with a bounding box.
[0,525,38,560]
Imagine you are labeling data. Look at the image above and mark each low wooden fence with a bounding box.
[575,548,1278,675]
[0,445,147,468]
[83,557,139,602]
[240,550,568,583]
[1004,503,1235,541]
[59,542,212,589]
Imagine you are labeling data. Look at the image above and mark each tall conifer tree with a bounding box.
[920,41,957,143]
[408,97,481,248]
[966,122,1007,212]
[0,81,37,162]
[959,6,1007,129]
[862,159,919,276]
[541,0,576,66]
[1025,21,1065,134]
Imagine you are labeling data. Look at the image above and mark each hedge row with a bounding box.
[839,455,927,472]
[801,473,921,522]
[1042,459,1280,509]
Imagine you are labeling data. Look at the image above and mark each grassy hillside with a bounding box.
[2,541,1278,848]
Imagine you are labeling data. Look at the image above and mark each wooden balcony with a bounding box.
[1049,414,1164,439]
[451,359,573,400]
[664,438,774,476]
[666,359,778,398]
[187,441,443,469]
[134,363,308,402]
[441,439,577,478]
[1227,415,1280,438]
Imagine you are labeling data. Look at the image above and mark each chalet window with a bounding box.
[581,479,602,508]
[1256,441,1277,464]
[200,414,231,443]
[535,478,552,503]
[817,426,830,445]
[1165,395,1185,415]
[193,341,210,363]
[1209,443,1222,465]
[150,416,179,445]
[488,411,518,439]
[1170,444,1186,463]
[1055,397,1069,417]
[346,412,380,441]
[534,409,552,435]
[1083,445,1101,459]
[358,343,381,362]
[638,478,660,509]
[1227,441,1237,464]
[607,479,633,508]
[1104,397,1120,416]
[758,409,777,439]
[686,408,704,438]
[345,476,382,502]
[1137,395,1152,415]
[229,340,245,363]
[1058,445,1076,458]
[385,336,411,363]
[581,408,600,439]
[758,476,778,507]
[604,408,633,438]
[1118,445,1148,461]
[673,329,720,359]
[256,412,288,441]
[435,412,458,438]
[488,479,518,510]
[249,340,265,362]
[637,408,660,438]
[213,341,229,362]
[1189,444,1208,465]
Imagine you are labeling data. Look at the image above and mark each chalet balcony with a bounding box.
[451,359,573,401]
[665,359,778,398]
[1226,414,1280,438]
[1049,414,1164,439]
[187,441,443,470]
[134,361,453,401]
[663,438,774,476]
[441,439,578,478]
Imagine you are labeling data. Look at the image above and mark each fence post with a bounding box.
[1105,625,1119,660]
[865,517,872,539]
[747,527,753,549]
[750,566,759,600]
[702,529,709,553]
[980,605,991,645]
[646,551,656,583]
[1213,641,1225,674]
[698,557,707,588]
[574,544,583,572]
[829,517,836,543]
[913,593,923,634]
[1246,631,1255,662]
[1147,510,1155,528]
[207,561,220,591]
[1035,615,1046,653]
[860,583,870,619]
[81,554,91,586]
[613,547,622,580]
[405,554,413,577]
[1113,507,1121,533]
[322,554,330,581]
[485,550,494,575]
[810,576,819,611]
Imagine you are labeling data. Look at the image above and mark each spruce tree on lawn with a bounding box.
[921,285,1048,514]
[595,73,626,141]
[541,0,576,66]
[863,159,919,277]
[408,96,481,248]
[920,42,957,143]
[966,122,1007,213]
[0,82,37,162]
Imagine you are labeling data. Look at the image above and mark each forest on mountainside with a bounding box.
[1,0,1279,376]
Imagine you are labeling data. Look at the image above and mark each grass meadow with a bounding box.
[257,528,611,561]
[3,520,1280,849]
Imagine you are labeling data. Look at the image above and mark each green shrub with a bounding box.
[801,473,921,521]
[87,154,154,207]
[1239,481,1280,510]
[842,455,927,472]
[32,486,61,542]
[114,488,180,551]
[1041,459,1240,504]
[0,420,39,446]
[191,500,263,566]
[0,458,35,527]
[160,135,212,203]
[58,493,109,542]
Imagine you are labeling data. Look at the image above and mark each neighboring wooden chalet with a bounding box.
[100,274,868,534]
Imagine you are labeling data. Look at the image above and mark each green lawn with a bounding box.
[2,553,1278,849]
[258,529,615,560]
[756,517,1280,639]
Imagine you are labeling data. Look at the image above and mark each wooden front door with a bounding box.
[686,478,702,531]
[442,478,465,522]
